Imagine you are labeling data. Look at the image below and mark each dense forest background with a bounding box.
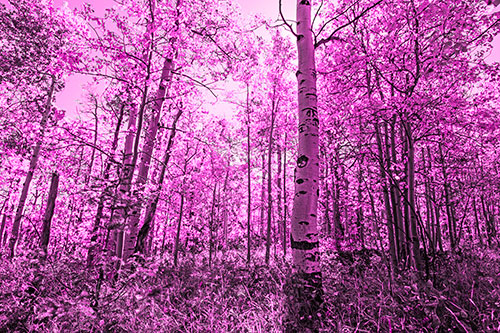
[0,0,500,331]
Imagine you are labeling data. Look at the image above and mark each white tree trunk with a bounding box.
[123,57,174,261]
[9,76,56,258]
[286,1,323,330]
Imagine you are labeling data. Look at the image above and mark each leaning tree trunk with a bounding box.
[286,0,323,330]
[9,76,56,258]
[40,172,59,259]
[135,107,183,254]
[123,56,175,262]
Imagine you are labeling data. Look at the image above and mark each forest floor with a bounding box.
[0,245,499,332]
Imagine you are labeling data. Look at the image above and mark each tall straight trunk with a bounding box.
[331,159,343,250]
[283,134,288,257]
[135,107,183,254]
[222,168,230,250]
[265,98,276,265]
[473,197,483,246]
[87,104,125,267]
[123,56,175,261]
[87,104,99,183]
[9,76,56,258]
[422,147,434,253]
[173,193,185,267]
[322,157,332,236]
[260,153,266,239]
[246,84,252,264]
[375,122,397,271]
[391,117,404,261]
[287,1,322,330]
[406,121,422,272]
[439,143,455,250]
[209,184,217,269]
[277,145,283,246]
[40,172,59,259]
[401,125,412,267]
[114,105,138,261]
[356,121,365,249]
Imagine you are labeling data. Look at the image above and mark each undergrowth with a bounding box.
[0,246,498,332]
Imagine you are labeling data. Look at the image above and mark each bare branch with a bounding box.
[315,0,383,49]
[279,0,298,38]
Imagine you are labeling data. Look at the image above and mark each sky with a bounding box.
[46,0,500,115]
[51,0,295,116]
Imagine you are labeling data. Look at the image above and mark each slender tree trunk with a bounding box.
[222,168,230,250]
[283,134,287,257]
[209,184,217,269]
[277,145,283,247]
[246,84,252,264]
[406,121,422,272]
[375,121,397,271]
[356,120,365,249]
[260,153,266,240]
[114,104,138,262]
[391,117,404,261]
[135,107,183,254]
[40,172,59,259]
[322,156,332,237]
[0,181,14,251]
[123,56,175,261]
[87,104,124,267]
[265,98,276,265]
[9,77,56,258]
[473,197,483,246]
[173,193,185,267]
[287,1,323,330]
[401,126,412,267]
[439,143,455,250]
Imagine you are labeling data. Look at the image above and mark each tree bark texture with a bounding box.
[40,172,59,258]
[123,56,175,261]
[286,1,323,331]
[9,76,56,258]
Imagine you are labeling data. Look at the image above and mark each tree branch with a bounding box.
[279,0,298,38]
[315,0,383,49]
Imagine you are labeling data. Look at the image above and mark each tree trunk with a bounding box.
[209,184,217,269]
[283,134,288,257]
[123,56,175,262]
[286,1,323,330]
[40,172,59,259]
[173,192,185,267]
[439,143,455,250]
[391,116,404,261]
[473,197,483,246]
[9,76,56,258]
[406,121,422,272]
[113,104,138,262]
[135,107,183,254]
[265,96,276,265]
[375,121,397,271]
[246,84,252,264]
[260,153,266,239]
[277,145,283,248]
[87,103,125,267]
